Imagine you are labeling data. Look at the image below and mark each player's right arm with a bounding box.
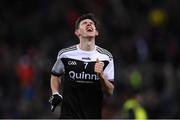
[49,51,64,112]
[50,75,61,94]
[49,75,63,112]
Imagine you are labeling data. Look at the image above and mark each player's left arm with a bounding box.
[95,58,114,96]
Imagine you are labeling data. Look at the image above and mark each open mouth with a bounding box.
[86,27,93,32]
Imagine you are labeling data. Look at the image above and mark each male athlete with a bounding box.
[49,13,114,119]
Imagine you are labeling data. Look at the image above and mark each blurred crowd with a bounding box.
[0,0,180,118]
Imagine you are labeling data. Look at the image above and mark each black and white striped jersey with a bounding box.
[51,44,114,118]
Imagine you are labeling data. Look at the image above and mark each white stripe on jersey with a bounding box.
[53,44,114,81]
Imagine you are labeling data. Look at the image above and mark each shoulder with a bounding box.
[96,46,113,60]
[58,45,77,57]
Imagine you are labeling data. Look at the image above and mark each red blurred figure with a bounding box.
[16,55,34,87]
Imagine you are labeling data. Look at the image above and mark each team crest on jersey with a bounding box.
[68,61,77,65]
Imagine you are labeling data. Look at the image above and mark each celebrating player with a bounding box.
[49,13,114,119]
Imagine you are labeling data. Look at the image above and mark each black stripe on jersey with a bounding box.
[110,81,114,84]
[51,71,63,77]
[58,45,77,56]
[96,46,113,59]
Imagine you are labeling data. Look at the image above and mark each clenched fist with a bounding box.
[94,58,104,76]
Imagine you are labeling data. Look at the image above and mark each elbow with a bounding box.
[104,85,114,96]
[106,90,113,96]
[109,86,114,96]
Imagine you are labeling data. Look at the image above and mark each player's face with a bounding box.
[75,19,98,38]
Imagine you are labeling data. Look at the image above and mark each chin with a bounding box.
[86,34,96,37]
[86,36,95,39]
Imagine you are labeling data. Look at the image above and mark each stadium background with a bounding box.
[0,0,180,118]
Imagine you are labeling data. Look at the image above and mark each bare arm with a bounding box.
[50,75,61,94]
[98,73,114,96]
[49,74,63,112]
[94,59,114,96]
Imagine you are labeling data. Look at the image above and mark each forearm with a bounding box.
[50,75,61,94]
[99,73,114,96]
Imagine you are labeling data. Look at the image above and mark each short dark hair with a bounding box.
[75,13,98,30]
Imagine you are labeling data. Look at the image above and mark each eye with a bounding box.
[81,21,87,25]
[89,22,93,25]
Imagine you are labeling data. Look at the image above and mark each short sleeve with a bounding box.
[103,58,114,81]
[51,51,65,76]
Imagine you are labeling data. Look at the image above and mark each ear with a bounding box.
[74,29,80,37]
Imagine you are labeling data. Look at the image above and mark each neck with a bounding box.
[79,37,95,51]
